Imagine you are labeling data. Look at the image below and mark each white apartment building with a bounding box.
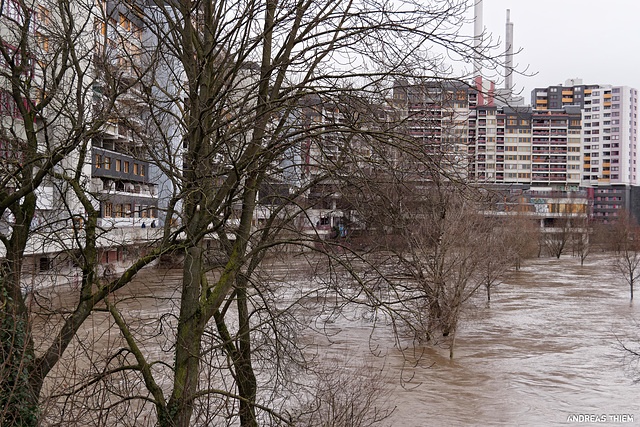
[580,85,639,186]
[1,1,165,266]
[531,81,639,187]
[531,81,640,221]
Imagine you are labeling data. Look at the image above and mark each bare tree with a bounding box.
[344,175,510,359]
[543,217,572,259]
[571,216,591,266]
[479,219,516,302]
[612,211,640,300]
[0,0,512,425]
[503,212,540,271]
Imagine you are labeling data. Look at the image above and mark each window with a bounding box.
[107,18,117,41]
[35,32,49,52]
[0,90,22,118]
[105,156,111,169]
[95,18,106,36]
[1,0,33,28]
[131,22,141,39]
[133,163,139,175]
[116,204,123,217]
[116,158,121,171]
[104,202,112,217]
[123,161,129,173]
[0,43,34,75]
[141,165,145,176]
[125,203,132,217]
[95,154,102,168]
[120,15,131,31]
[36,5,50,27]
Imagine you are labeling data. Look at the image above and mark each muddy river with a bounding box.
[38,253,640,425]
[369,253,640,425]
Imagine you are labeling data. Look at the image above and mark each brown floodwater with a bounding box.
[330,253,640,426]
[36,253,640,426]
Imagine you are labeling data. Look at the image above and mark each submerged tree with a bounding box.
[503,211,539,271]
[612,211,640,300]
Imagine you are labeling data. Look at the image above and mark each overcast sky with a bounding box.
[476,0,639,101]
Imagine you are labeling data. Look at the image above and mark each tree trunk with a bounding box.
[236,286,258,427]
[166,244,205,427]
[0,196,39,425]
[449,327,457,359]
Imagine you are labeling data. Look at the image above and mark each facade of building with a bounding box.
[532,81,640,222]
[0,1,163,267]
[92,1,159,228]
[531,79,599,110]
[472,105,582,189]
[392,80,482,180]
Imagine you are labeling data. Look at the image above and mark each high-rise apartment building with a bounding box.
[532,81,640,221]
[532,81,639,186]
[0,1,162,265]
[472,105,582,189]
[92,2,160,229]
[392,80,481,180]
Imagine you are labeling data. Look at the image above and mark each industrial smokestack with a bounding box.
[473,0,483,78]
[505,9,514,93]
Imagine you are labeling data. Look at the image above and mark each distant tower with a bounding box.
[505,9,514,94]
[473,0,483,78]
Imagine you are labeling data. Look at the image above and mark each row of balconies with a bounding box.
[91,147,150,184]
[532,151,568,155]
[532,167,567,172]
[93,178,157,199]
[532,176,567,181]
